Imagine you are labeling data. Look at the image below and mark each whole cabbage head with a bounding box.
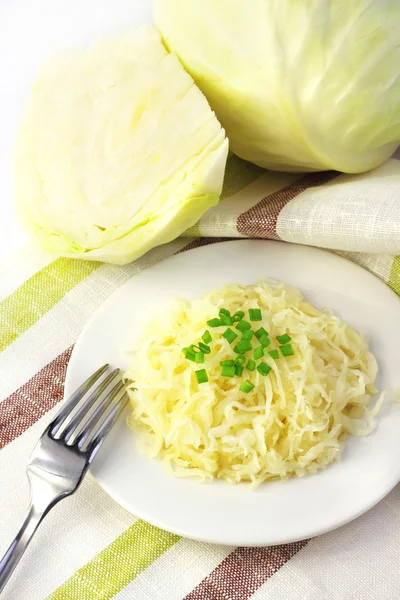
[14,27,228,264]
[154,0,400,173]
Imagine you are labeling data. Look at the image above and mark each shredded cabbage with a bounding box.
[125,281,382,485]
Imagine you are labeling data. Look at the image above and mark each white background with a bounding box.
[0,0,152,262]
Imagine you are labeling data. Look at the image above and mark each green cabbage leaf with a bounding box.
[14,27,228,264]
[155,0,400,173]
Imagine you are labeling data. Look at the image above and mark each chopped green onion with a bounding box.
[198,342,211,354]
[240,380,255,393]
[259,335,271,348]
[220,359,235,367]
[182,347,196,361]
[221,365,235,377]
[276,333,291,344]
[249,308,262,321]
[219,308,233,325]
[233,340,252,354]
[268,349,280,359]
[236,320,251,333]
[222,328,238,343]
[202,330,212,344]
[194,352,205,363]
[280,344,294,357]
[195,369,208,383]
[232,310,245,323]
[254,346,264,360]
[246,359,256,371]
[235,354,247,365]
[220,314,233,326]
[235,364,244,376]
[184,344,198,354]
[255,327,269,340]
[257,362,272,376]
[241,330,254,341]
[207,318,222,328]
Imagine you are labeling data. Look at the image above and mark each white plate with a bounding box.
[65,240,400,546]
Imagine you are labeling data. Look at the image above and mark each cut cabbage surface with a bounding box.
[14,27,228,264]
[125,281,382,486]
[155,0,400,173]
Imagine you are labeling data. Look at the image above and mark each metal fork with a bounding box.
[0,364,128,594]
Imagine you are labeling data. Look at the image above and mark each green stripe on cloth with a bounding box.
[185,222,202,238]
[0,258,100,352]
[220,154,264,201]
[47,520,180,600]
[185,155,264,237]
[388,256,400,295]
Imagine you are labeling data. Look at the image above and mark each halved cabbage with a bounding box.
[14,27,228,264]
[155,0,400,173]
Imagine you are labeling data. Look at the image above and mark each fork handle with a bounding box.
[0,502,48,594]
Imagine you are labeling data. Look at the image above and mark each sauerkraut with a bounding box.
[125,281,382,485]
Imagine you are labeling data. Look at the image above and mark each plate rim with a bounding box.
[89,429,400,546]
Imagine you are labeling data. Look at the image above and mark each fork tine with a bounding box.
[50,364,109,436]
[76,379,125,450]
[86,393,129,459]
[62,369,120,443]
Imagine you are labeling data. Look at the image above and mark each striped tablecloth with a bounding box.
[2,153,400,600]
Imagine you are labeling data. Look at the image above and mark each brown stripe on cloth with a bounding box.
[184,541,308,600]
[237,171,339,239]
[0,240,228,451]
[178,237,237,253]
[0,346,72,449]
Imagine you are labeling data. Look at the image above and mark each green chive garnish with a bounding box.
[236,320,251,333]
[280,344,294,357]
[276,334,291,344]
[221,365,235,377]
[219,308,231,317]
[220,359,235,367]
[233,340,252,354]
[235,354,246,365]
[202,330,212,344]
[241,330,254,341]
[195,369,208,383]
[246,359,256,371]
[223,328,238,343]
[257,362,272,376]
[183,347,196,361]
[220,313,233,326]
[235,364,244,376]
[259,335,271,348]
[232,310,245,323]
[254,346,264,360]
[198,342,211,354]
[194,352,205,363]
[255,327,268,340]
[207,318,222,328]
[249,308,262,321]
[268,349,279,359]
[240,380,255,393]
